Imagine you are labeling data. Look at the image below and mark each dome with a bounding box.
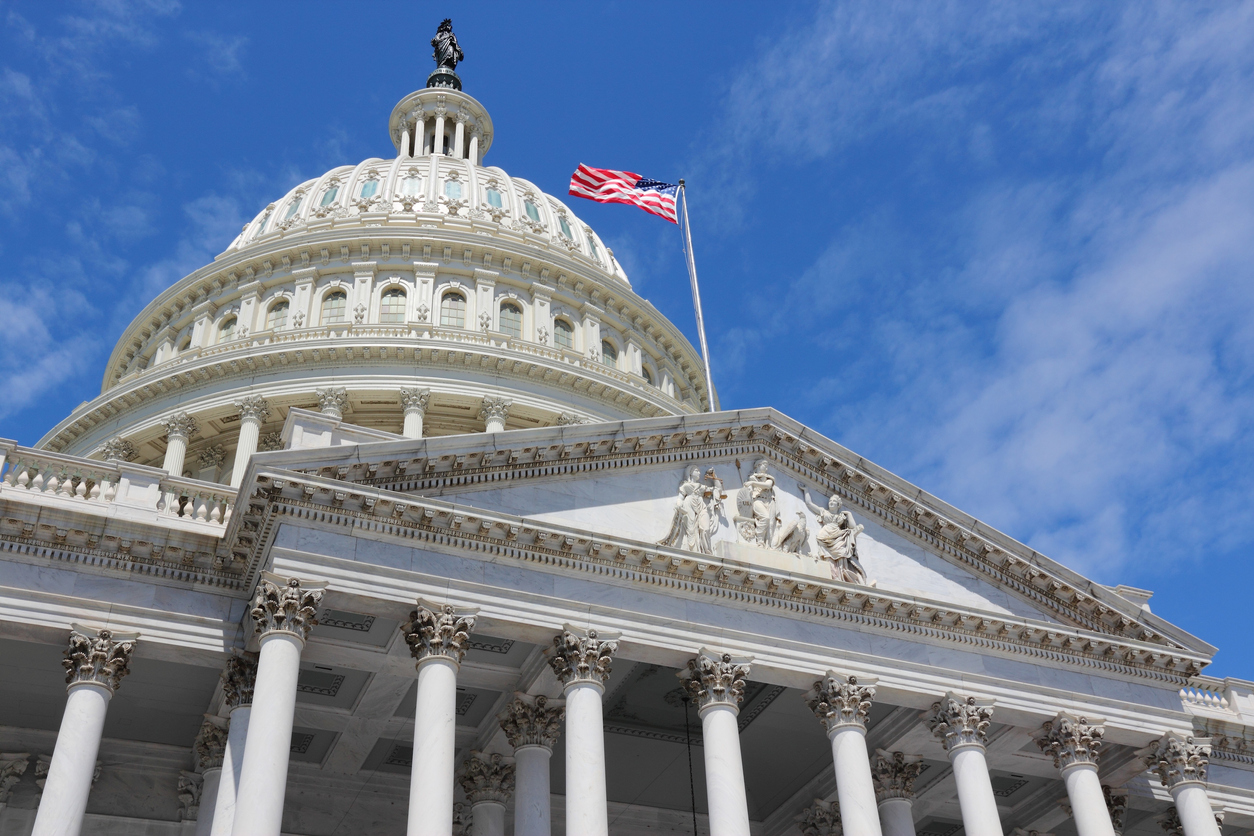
[36,84,712,485]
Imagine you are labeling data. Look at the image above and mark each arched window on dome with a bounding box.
[585,232,603,265]
[524,201,541,223]
[401,176,422,197]
[267,300,289,331]
[601,340,618,368]
[642,366,655,386]
[499,302,522,338]
[359,179,379,199]
[486,188,503,209]
[321,290,347,325]
[558,215,573,240]
[252,207,273,239]
[440,291,466,328]
[444,180,463,200]
[319,185,339,207]
[283,198,303,220]
[553,318,574,350]
[380,287,406,324]
[218,317,237,343]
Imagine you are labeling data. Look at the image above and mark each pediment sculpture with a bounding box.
[734,458,808,554]
[657,466,726,555]
[802,485,867,585]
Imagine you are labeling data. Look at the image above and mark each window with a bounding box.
[524,201,540,222]
[321,290,347,325]
[499,302,522,338]
[440,291,466,328]
[267,300,289,330]
[553,318,574,349]
[642,366,654,385]
[486,188,503,208]
[586,232,602,264]
[558,215,573,239]
[218,317,237,342]
[253,208,272,237]
[359,179,379,199]
[444,180,463,200]
[319,186,339,207]
[601,340,618,368]
[401,176,422,196]
[283,199,303,219]
[380,287,406,324]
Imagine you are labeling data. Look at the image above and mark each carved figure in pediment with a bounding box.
[734,459,780,548]
[803,487,867,585]
[658,467,726,555]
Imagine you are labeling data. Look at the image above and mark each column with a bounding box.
[414,113,427,155]
[402,600,479,836]
[1104,786,1129,836]
[682,650,753,836]
[231,575,326,836]
[468,130,480,166]
[807,672,883,836]
[193,718,227,836]
[499,693,565,836]
[1143,733,1221,836]
[547,625,619,836]
[479,397,511,433]
[457,751,515,836]
[453,114,466,160]
[400,388,431,439]
[873,751,924,836]
[31,626,138,836]
[229,396,270,489]
[211,652,257,836]
[161,412,198,476]
[433,113,446,155]
[926,693,1002,836]
[400,128,411,159]
[316,387,348,420]
[1036,713,1115,836]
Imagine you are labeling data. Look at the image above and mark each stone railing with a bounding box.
[0,441,234,533]
[1180,683,1230,711]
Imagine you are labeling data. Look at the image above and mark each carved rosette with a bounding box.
[806,673,876,733]
[250,576,325,641]
[1145,732,1210,788]
[400,387,432,414]
[99,437,136,462]
[234,395,272,424]
[681,650,751,711]
[546,625,619,688]
[0,754,30,805]
[1103,785,1129,835]
[401,600,478,666]
[316,387,349,419]
[161,412,198,442]
[457,751,515,806]
[478,396,512,425]
[221,652,258,708]
[62,626,138,694]
[796,797,841,836]
[194,719,228,771]
[872,750,925,801]
[498,693,565,750]
[1036,712,1105,772]
[926,693,994,752]
[177,770,203,821]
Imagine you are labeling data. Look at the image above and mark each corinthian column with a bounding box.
[193,718,228,836]
[161,412,198,476]
[547,625,619,836]
[400,387,431,439]
[317,387,348,419]
[1036,713,1115,836]
[211,652,257,836]
[478,397,511,433]
[32,626,137,836]
[681,650,753,836]
[926,693,1002,836]
[873,751,924,836]
[229,396,271,488]
[231,575,325,836]
[1142,733,1221,836]
[402,600,478,836]
[499,693,564,836]
[457,751,515,836]
[807,672,883,836]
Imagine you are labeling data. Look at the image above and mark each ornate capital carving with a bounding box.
[926,692,994,752]
[221,651,258,708]
[257,431,284,452]
[401,600,478,666]
[316,387,349,419]
[796,797,841,836]
[0,754,30,805]
[194,718,227,771]
[1035,712,1104,772]
[234,395,271,423]
[63,625,138,693]
[680,649,751,711]
[806,672,876,733]
[546,625,619,688]
[197,444,225,469]
[161,412,198,442]
[478,396,512,424]
[400,387,432,414]
[1144,731,1210,788]
[555,411,590,426]
[499,693,565,750]
[457,751,515,806]
[1103,786,1129,834]
[99,437,136,462]
[177,770,202,821]
[1156,806,1183,836]
[872,750,925,801]
[249,574,326,641]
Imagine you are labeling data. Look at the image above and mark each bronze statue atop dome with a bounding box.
[431,19,463,71]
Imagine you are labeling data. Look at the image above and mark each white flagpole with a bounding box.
[678,180,716,412]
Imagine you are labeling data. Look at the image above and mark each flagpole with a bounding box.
[678,180,716,412]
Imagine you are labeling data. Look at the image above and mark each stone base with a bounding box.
[715,540,832,580]
[427,67,461,90]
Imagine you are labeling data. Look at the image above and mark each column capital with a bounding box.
[499,692,565,750]
[1035,711,1105,772]
[1156,806,1183,836]
[1104,785,1129,835]
[1142,731,1211,789]
[316,386,349,419]
[177,770,203,821]
[99,437,136,462]
[401,599,478,666]
[161,411,198,441]
[796,797,839,836]
[194,717,227,771]
[62,624,138,694]
[0,754,30,806]
[806,671,876,733]
[234,395,272,423]
[680,649,752,712]
[872,750,925,802]
[197,444,225,470]
[478,396,512,424]
[249,574,327,642]
[927,692,994,752]
[221,651,258,708]
[400,386,431,414]
[546,624,619,688]
[457,751,515,805]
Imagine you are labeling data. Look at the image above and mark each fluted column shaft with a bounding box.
[434,115,445,155]
[684,650,752,836]
[928,694,1002,836]
[1037,713,1115,836]
[808,673,882,836]
[161,413,197,476]
[400,388,430,439]
[230,397,270,489]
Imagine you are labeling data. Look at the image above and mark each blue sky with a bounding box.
[2,2,1252,676]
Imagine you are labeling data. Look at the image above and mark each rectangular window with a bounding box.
[559,217,572,239]
[486,189,503,208]
[525,201,540,222]
[444,180,463,200]
[320,186,339,207]
[283,200,302,219]
[360,179,379,199]
[402,177,421,196]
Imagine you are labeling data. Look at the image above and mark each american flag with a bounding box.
[568,164,679,224]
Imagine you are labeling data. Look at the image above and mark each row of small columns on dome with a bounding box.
[398,107,483,163]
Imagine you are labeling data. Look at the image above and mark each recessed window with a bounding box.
[643,366,654,385]
[499,302,522,338]
[601,340,618,368]
[486,188,503,208]
[322,290,347,325]
[253,208,272,237]
[319,186,339,207]
[440,291,466,328]
[267,300,289,330]
[380,287,406,324]
[401,176,422,196]
[283,199,303,219]
[359,179,379,199]
[444,180,463,200]
[524,201,540,222]
[218,317,237,342]
[586,232,602,264]
[553,318,574,349]
[558,215,573,239]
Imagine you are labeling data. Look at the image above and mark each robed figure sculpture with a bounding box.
[432,19,464,70]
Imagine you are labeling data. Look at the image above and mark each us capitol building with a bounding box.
[2,23,1252,836]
